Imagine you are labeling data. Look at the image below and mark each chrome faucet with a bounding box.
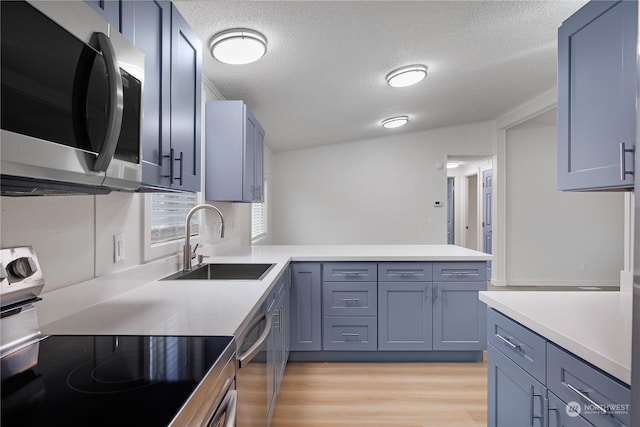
[183,204,224,272]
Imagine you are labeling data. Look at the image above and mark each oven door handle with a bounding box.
[208,388,237,427]
[237,312,272,368]
[93,32,124,172]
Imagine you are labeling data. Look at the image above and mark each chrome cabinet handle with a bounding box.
[238,312,272,368]
[341,271,364,277]
[564,382,608,415]
[449,271,473,276]
[342,332,360,338]
[495,333,520,350]
[390,271,420,277]
[341,298,360,305]
[620,142,635,181]
[93,32,124,172]
[530,385,544,427]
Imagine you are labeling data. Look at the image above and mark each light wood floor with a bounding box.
[270,359,488,427]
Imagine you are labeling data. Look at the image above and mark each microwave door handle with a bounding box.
[92,32,124,172]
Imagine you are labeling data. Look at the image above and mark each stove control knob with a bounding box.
[6,257,38,280]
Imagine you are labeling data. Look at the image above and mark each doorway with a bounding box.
[465,174,478,250]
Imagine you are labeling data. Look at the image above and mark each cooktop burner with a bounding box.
[1,334,234,426]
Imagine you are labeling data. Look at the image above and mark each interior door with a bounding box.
[483,169,493,279]
[447,177,455,244]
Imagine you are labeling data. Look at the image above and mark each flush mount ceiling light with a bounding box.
[382,116,409,129]
[446,162,461,169]
[209,28,267,65]
[386,64,428,88]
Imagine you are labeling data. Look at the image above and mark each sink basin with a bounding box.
[161,263,275,281]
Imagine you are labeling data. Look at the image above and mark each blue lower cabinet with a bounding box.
[289,263,322,351]
[378,282,432,351]
[488,344,546,427]
[547,391,594,427]
[546,343,630,427]
[487,310,630,427]
[433,282,486,351]
[322,317,377,351]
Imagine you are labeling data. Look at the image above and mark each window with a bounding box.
[251,179,267,243]
[150,193,199,244]
[144,192,200,261]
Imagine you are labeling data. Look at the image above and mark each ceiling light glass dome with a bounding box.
[209,29,267,65]
[386,65,428,88]
[382,116,409,129]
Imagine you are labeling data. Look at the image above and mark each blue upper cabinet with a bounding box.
[121,0,172,191]
[205,101,265,202]
[120,1,201,192]
[557,0,637,191]
[169,4,202,192]
[85,0,121,30]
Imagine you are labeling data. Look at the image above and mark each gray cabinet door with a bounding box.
[432,282,486,351]
[245,109,264,202]
[205,101,265,202]
[290,263,322,351]
[253,119,265,202]
[557,0,637,190]
[85,0,120,30]
[378,282,432,351]
[121,0,172,190]
[488,344,546,427]
[169,4,201,192]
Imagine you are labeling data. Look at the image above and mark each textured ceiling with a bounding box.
[173,0,586,152]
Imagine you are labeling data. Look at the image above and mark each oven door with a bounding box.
[0,1,143,193]
[236,311,272,427]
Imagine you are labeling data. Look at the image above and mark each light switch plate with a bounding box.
[114,234,125,262]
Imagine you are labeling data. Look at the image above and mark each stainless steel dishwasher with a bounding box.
[235,307,272,427]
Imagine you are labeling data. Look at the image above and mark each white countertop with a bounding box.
[479,290,632,385]
[41,244,491,338]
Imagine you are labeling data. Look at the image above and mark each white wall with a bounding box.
[269,121,495,244]
[504,120,624,286]
[0,80,250,293]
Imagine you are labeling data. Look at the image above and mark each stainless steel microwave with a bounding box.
[0,1,144,195]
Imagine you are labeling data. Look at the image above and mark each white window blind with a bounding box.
[150,193,198,244]
[251,180,267,242]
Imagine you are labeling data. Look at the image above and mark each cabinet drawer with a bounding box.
[547,343,630,427]
[378,262,432,281]
[547,390,595,427]
[487,309,546,384]
[322,262,377,282]
[323,317,377,351]
[433,262,487,282]
[323,282,377,316]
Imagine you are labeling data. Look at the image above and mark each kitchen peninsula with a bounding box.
[40,244,491,340]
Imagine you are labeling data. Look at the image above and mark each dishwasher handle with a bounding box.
[237,312,272,368]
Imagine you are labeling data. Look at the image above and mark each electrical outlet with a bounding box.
[434,201,442,207]
[114,234,125,262]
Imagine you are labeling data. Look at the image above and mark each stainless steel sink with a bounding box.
[161,263,275,281]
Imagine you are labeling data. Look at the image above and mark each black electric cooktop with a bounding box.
[1,334,234,427]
